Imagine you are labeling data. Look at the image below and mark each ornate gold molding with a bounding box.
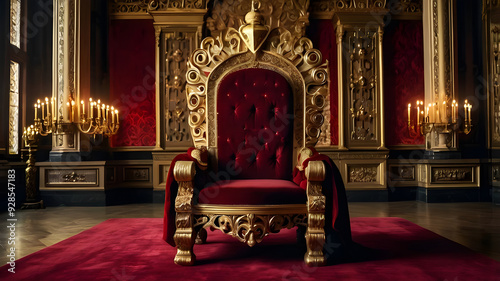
[422,0,457,149]
[173,160,196,265]
[186,2,329,151]
[193,213,307,247]
[310,0,421,19]
[304,160,326,266]
[163,31,197,146]
[207,0,309,39]
[348,29,378,143]
[489,25,500,146]
[348,166,377,183]
[431,167,472,182]
[417,163,480,188]
[110,0,208,15]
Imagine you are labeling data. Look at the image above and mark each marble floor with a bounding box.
[1,202,499,265]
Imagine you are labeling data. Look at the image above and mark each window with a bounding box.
[9,61,20,154]
[10,0,21,48]
[7,0,25,155]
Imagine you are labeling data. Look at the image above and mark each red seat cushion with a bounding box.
[198,179,306,205]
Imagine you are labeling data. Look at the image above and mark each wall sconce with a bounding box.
[407,99,471,136]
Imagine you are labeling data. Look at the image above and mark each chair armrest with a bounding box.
[305,160,325,182]
[305,160,326,213]
[173,161,196,212]
[304,160,327,266]
[174,160,196,182]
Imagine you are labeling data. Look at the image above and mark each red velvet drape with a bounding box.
[308,20,338,145]
[108,19,156,147]
[384,20,425,145]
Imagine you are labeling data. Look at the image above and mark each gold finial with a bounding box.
[245,0,263,25]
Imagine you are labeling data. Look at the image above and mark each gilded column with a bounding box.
[329,4,389,191]
[484,0,500,148]
[422,0,457,150]
[51,0,89,161]
[148,5,207,150]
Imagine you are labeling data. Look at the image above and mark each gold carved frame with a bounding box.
[173,0,330,267]
[186,5,330,165]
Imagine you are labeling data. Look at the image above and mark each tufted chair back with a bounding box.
[217,68,294,180]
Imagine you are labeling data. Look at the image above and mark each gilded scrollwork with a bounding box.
[62,172,86,182]
[310,0,388,13]
[432,167,472,182]
[164,32,196,145]
[193,213,307,247]
[348,166,377,182]
[173,161,196,265]
[305,160,326,266]
[186,2,328,149]
[492,26,500,143]
[206,0,309,39]
[348,29,377,142]
[109,0,208,14]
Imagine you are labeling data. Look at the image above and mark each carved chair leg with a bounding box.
[173,228,196,266]
[304,214,326,267]
[195,228,207,244]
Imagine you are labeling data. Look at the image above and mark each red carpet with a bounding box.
[1,218,499,281]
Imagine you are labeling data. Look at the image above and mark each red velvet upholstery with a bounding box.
[217,68,293,180]
[198,179,306,205]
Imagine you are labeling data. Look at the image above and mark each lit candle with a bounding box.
[417,101,420,125]
[111,106,115,123]
[71,101,75,122]
[89,98,93,118]
[408,103,411,125]
[102,104,105,121]
[42,102,45,119]
[464,103,468,122]
[34,103,37,121]
[81,100,85,117]
[45,97,49,118]
[442,101,446,123]
[97,102,101,118]
[67,102,71,121]
[51,98,55,120]
[115,109,119,124]
[468,104,471,122]
[106,105,109,122]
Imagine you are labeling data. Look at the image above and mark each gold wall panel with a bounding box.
[338,152,388,189]
[37,161,106,190]
[105,160,153,189]
[417,162,480,189]
[387,162,418,188]
[346,29,379,145]
[162,30,199,147]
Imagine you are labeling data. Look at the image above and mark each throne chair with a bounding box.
[163,1,352,266]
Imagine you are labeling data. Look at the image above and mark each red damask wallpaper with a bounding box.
[109,19,156,147]
[308,20,339,145]
[384,20,425,146]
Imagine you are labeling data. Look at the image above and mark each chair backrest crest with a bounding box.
[186,5,329,170]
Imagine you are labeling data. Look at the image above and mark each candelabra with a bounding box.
[407,99,472,137]
[27,97,120,137]
[21,97,119,209]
